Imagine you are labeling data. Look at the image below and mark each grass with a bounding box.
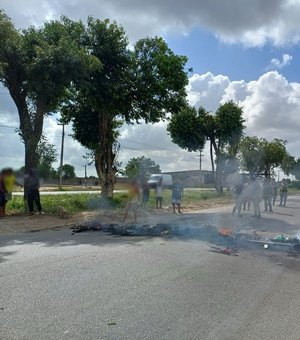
[6,190,226,215]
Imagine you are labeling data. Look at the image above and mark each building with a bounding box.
[162,170,214,187]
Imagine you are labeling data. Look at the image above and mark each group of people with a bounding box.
[0,168,43,217]
[123,178,184,223]
[232,177,289,218]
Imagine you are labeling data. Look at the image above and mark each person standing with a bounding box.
[123,179,140,223]
[263,178,273,212]
[272,179,278,206]
[232,181,244,216]
[171,179,184,213]
[0,169,8,217]
[141,181,150,207]
[279,179,288,207]
[3,168,21,202]
[25,169,43,215]
[155,178,163,209]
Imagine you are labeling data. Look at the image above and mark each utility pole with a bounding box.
[84,165,87,187]
[197,151,204,186]
[58,123,65,191]
[199,151,203,172]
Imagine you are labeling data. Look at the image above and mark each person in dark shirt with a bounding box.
[0,169,8,217]
[279,178,288,207]
[141,181,150,207]
[171,180,184,213]
[232,181,244,216]
[25,169,43,215]
[263,178,273,212]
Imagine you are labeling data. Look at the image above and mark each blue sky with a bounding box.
[166,27,298,82]
[2,0,300,175]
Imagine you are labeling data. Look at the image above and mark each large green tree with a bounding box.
[125,156,161,181]
[59,164,76,179]
[36,137,58,179]
[64,18,188,197]
[168,102,244,192]
[0,11,96,173]
[291,158,300,180]
[239,137,292,178]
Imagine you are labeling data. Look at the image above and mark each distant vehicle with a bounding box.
[148,174,173,188]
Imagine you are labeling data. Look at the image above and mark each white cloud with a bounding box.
[189,70,300,158]
[267,53,293,70]
[2,0,300,46]
[2,71,300,175]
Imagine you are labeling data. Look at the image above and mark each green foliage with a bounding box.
[167,106,206,152]
[168,102,244,191]
[6,190,226,215]
[59,164,76,179]
[124,156,161,180]
[289,181,300,190]
[0,10,98,170]
[36,137,58,179]
[239,137,292,178]
[281,154,296,176]
[291,158,300,180]
[62,18,188,196]
[215,101,245,147]
[6,193,126,214]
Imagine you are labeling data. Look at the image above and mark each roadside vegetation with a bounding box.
[6,190,228,215]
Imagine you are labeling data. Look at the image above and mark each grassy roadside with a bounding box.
[6,190,228,215]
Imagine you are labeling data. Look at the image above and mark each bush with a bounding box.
[289,181,300,190]
[6,193,130,215]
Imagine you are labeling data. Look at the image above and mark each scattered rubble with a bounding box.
[210,246,239,256]
[70,222,300,258]
[218,227,233,236]
[71,221,102,234]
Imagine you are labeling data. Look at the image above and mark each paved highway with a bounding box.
[1,198,300,339]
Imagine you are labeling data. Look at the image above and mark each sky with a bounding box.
[1,0,300,176]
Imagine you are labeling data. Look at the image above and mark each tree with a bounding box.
[168,102,244,192]
[239,137,292,178]
[0,11,97,173]
[36,137,58,179]
[64,18,188,197]
[291,158,300,180]
[281,154,296,176]
[167,106,206,152]
[125,156,161,181]
[59,164,76,179]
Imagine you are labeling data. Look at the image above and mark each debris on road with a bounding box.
[71,221,102,234]
[274,234,286,241]
[107,321,117,326]
[70,221,300,259]
[218,227,233,236]
[210,246,239,256]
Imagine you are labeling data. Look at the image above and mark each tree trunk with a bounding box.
[215,156,224,194]
[210,138,224,193]
[210,140,215,180]
[24,138,40,173]
[8,85,44,173]
[95,112,117,198]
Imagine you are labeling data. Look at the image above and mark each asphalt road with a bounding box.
[1,199,300,339]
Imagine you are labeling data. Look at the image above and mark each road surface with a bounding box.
[1,198,300,339]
